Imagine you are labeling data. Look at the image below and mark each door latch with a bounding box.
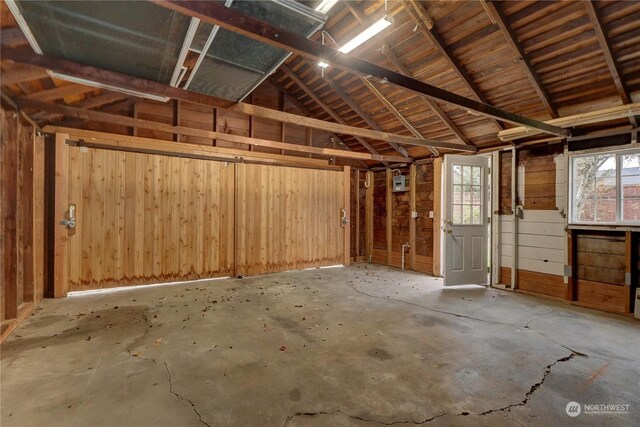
[60,204,76,229]
[340,208,349,225]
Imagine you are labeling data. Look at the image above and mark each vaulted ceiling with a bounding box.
[1,0,639,162]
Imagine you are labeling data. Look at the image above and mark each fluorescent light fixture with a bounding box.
[170,17,200,87]
[317,61,330,68]
[5,0,43,54]
[48,72,171,102]
[315,0,340,14]
[339,15,394,54]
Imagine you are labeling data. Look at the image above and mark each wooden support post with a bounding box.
[624,231,634,313]
[306,127,312,158]
[566,230,576,301]
[212,107,217,146]
[409,164,416,271]
[433,158,442,276]
[386,168,392,265]
[33,131,45,302]
[355,170,360,258]
[132,103,138,137]
[343,166,351,267]
[53,133,70,298]
[365,171,374,262]
[173,100,181,142]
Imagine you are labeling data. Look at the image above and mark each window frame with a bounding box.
[569,146,640,226]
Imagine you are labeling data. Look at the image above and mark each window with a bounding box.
[570,149,640,224]
[452,164,483,225]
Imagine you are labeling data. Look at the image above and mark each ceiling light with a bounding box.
[48,72,171,102]
[315,0,340,14]
[339,15,394,54]
[317,61,330,68]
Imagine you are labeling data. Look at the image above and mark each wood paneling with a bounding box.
[60,142,235,291]
[235,163,346,276]
[576,232,626,285]
[500,267,566,298]
[1,107,44,341]
[372,171,387,250]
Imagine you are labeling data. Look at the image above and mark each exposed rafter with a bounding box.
[481,0,558,119]
[403,0,505,131]
[359,77,438,155]
[584,1,636,126]
[152,0,568,137]
[281,64,394,162]
[343,3,470,147]
[380,43,473,146]
[323,78,411,157]
[269,78,374,168]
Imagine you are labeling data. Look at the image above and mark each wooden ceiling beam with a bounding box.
[232,102,475,151]
[481,1,558,119]
[584,1,636,126]
[323,78,411,157]
[0,64,49,86]
[403,0,504,131]
[23,83,96,102]
[281,64,393,164]
[380,43,473,146]
[17,97,411,163]
[269,78,371,168]
[33,92,128,122]
[359,77,438,155]
[153,0,568,137]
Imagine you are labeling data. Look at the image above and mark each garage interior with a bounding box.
[1,0,639,426]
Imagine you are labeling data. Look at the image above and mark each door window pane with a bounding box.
[452,163,483,225]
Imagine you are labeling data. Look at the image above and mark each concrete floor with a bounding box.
[1,264,638,427]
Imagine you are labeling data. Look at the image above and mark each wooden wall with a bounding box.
[235,163,347,276]
[99,81,350,166]
[497,144,637,315]
[1,107,45,341]
[354,162,438,275]
[60,143,236,291]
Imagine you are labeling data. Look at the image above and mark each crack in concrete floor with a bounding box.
[282,352,587,426]
[126,314,212,427]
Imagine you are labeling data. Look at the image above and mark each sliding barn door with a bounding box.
[235,163,348,276]
[54,135,235,294]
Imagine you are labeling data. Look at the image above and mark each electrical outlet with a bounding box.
[429,211,434,219]
[411,211,418,219]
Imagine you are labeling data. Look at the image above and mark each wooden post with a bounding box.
[173,99,181,142]
[355,170,360,258]
[566,229,576,301]
[386,168,392,265]
[212,107,217,146]
[433,158,442,276]
[343,166,351,267]
[33,131,45,302]
[365,171,373,262]
[53,133,70,298]
[624,230,634,313]
[409,164,416,270]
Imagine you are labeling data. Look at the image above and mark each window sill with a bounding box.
[567,224,640,232]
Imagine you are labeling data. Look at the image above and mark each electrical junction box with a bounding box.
[392,175,409,192]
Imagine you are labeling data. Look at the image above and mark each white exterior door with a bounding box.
[443,154,489,286]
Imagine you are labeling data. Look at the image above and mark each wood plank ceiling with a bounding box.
[1,0,639,162]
